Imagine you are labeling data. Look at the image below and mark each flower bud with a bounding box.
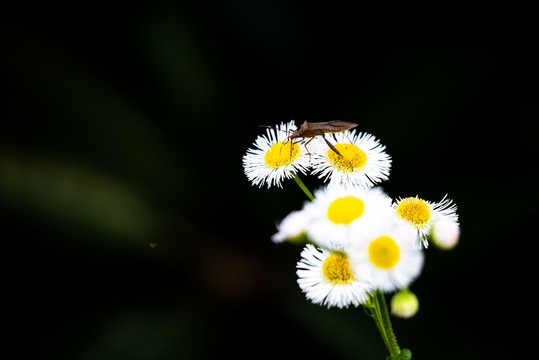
[390,288,419,319]
[431,220,460,250]
[272,210,310,244]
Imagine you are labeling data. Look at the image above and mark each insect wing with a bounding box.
[307,120,357,133]
[326,120,358,130]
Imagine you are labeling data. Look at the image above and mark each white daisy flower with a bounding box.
[271,209,311,244]
[303,184,393,250]
[393,195,458,247]
[242,120,311,188]
[348,220,424,293]
[296,244,372,308]
[310,130,391,188]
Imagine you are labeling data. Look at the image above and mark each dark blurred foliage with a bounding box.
[1,2,538,359]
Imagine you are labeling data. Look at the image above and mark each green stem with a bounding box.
[369,290,401,358]
[292,173,315,200]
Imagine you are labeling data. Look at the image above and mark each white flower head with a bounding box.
[296,244,372,308]
[242,120,311,188]
[348,220,424,293]
[310,130,391,188]
[393,195,458,247]
[303,184,394,250]
[272,209,311,244]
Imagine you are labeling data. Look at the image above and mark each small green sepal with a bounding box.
[385,348,412,360]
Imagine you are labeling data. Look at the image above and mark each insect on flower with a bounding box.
[260,120,358,159]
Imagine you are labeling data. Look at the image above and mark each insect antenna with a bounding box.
[344,131,353,144]
[259,124,292,137]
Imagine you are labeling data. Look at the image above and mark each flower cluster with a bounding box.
[242,120,460,312]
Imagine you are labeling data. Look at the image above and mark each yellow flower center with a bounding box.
[327,196,365,224]
[323,252,355,284]
[327,143,367,172]
[368,236,400,269]
[396,197,431,228]
[264,141,300,169]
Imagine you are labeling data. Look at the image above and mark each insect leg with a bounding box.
[280,134,290,156]
[290,137,304,157]
[322,134,343,157]
[302,137,316,161]
[280,130,295,156]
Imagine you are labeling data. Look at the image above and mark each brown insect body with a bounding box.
[288,120,358,158]
[259,120,358,158]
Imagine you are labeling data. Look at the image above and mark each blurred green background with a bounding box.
[2,2,538,359]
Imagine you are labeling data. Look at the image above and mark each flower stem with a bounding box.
[368,290,401,359]
[292,173,315,200]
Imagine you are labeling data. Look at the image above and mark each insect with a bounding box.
[261,120,358,158]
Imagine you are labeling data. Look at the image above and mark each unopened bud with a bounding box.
[391,288,419,319]
[272,210,310,244]
[431,220,460,250]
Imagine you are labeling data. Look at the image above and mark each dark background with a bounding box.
[2,2,538,359]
